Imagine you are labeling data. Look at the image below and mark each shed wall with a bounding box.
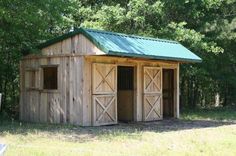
[20,56,85,125]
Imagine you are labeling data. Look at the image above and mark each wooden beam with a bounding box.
[176,63,180,118]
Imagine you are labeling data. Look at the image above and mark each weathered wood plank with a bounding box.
[176,63,180,118]
[66,57,70,122]
[62,38,72,54]
[82,58,92,126]
[69,56,83,125]
[71,35,79,54]
[50,93,61,123]
[59,57,67,123]
[39,92,47,122]
[53,42,62,54]
[77,35,105,55]
[136,62,143,121]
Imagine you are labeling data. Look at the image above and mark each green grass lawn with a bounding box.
[1,109,236,156]
[181,107,236,121]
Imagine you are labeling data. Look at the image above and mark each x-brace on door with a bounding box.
[92,63,117,126]
[143,66,162,121]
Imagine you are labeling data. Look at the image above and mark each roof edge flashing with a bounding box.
[108,50,202,63]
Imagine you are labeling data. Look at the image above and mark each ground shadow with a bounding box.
[0,119,235,143]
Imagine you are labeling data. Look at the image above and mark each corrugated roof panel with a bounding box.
[84,29,202,62]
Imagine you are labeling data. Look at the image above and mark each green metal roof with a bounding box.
[38,28,202,63]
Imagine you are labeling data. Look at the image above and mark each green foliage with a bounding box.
[0,0,74,115]
[0,0,235,117]
[181,107,236,121]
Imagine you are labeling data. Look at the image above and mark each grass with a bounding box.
[0,108,236,156]
[181,107,236,121]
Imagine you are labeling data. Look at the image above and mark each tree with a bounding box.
[0,0,75,116]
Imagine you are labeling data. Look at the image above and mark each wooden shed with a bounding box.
[19,28,201,126]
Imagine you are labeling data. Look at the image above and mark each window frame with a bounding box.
[25,68,39,90]
[41,65,59,92]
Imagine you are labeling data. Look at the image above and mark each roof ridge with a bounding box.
[84,28,179,44]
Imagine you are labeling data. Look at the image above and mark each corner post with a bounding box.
[176,63,180,118]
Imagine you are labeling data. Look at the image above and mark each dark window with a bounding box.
[118,66,134,90]
[43,67,58,90]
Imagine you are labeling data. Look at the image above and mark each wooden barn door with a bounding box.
[92,63,117,126]
[143,67,162,121]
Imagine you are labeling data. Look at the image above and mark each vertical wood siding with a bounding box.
[41,34,104,55]
[20,56,84,125]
